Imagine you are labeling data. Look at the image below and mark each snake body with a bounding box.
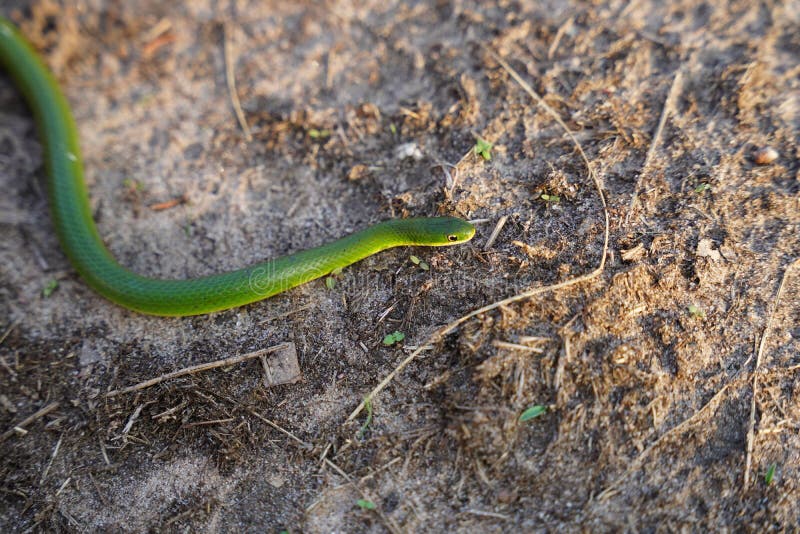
[0,16,474,316]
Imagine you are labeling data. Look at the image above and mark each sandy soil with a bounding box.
[1,0,798,531]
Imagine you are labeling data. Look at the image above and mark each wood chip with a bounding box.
[260,342,301,387]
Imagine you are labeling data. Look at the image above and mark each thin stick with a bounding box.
[483,215,508,250]
[247,409,312,449]
[0,319,19,346]
[0,401,60,443]
[347,47,610,422]
[223,22,252,142]
[743,259,798,487]
[105,344,290,397]
[626,67,684,225]
[40,433,64,483]
[492,340,545,353]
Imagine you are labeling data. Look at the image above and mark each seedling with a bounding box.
[42,279,58,298]
[519,405,547,422]
[474,138,493,160]
[688,304,705,318]
[326,267,343,289]
[356,499,376,510]
[358,397,373,438]
[308,128,330,139]
[409,255,429,271]
[765,463,776,485]
[382,331,405,346]
[694,183,711,193]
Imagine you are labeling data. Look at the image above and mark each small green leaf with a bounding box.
[308,128,330,139]
[419,261,429,271]
[410,255,420,265]
[42,279,59,298]
[122,178,145,191]
[541,193,560,203]
[765,463,776,485]
[389,123,397,135]
[358,397,373,438]
[356,499,376,510]
[474,138,493,161]
[325,277,336,289]
[382,331,405,346]
[519,405,547,422]
[695,183,711,193]
[688,304,705,318]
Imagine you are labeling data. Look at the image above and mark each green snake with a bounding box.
[0,16,474,316]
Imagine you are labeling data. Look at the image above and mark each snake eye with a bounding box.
[447,234,458,242]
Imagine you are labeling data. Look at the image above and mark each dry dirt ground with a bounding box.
[1,0,799,531]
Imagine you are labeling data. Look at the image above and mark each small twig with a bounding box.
[40,433,64,484]
[492,340,545,353]
[0,319,19,346]
[626,67,684,225]
[547,16,573,59]
[105,344,290,397]
[0,401,60,443]
[247,409,312,449]
[464,509,511,520]
[182,417,235,428]
[347,47,610,423]
[744,259,798,487]
[483,215,509,250]
[223,21,252,142]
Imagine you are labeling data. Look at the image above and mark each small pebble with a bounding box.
[753,146,778,165]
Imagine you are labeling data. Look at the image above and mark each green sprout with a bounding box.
[42,279,59,298]
[358,397,373,438]
[765,463,776,485]
[540,193,561,203]
[326,267,343,289]
[519,405,547,422]
[308,128,331,139]
[389,123,397,135]
[382,331,405,346]
[356,499,377,510]
[474,138,493,161]
[695,183,711,193]
[123,178,145,192]
[409,255,429,271]
[688,304,705,318]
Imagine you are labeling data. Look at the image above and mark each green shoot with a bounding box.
[695,183,711,193]
[326,267,343,289]
[409,255,429,271]
[519,405,547,422]
[358,397,373,438]
[356,499,376,510]
[688,304,705,318]
[540,193,560,203]
[765,463,776,485]
[308,128,330,139]
[382,331,405,346]
[42,279,59,298]
[474,138,493,160]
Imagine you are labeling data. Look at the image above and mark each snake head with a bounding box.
[396,216,475,246]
